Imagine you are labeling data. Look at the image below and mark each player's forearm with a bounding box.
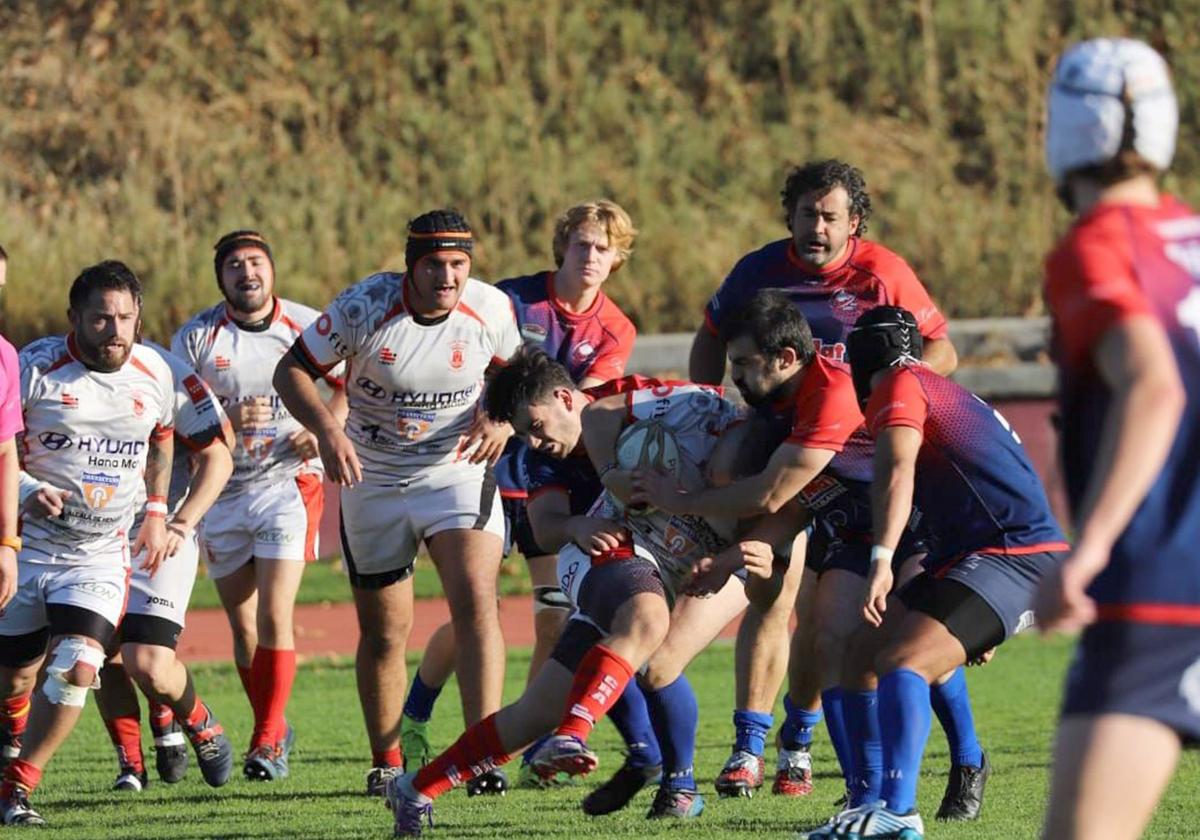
[275,355,341,436]
[171,442,233,529]
[922,337,958,376]
[1074,369,1184,553]
[580,398,626,474]
[0,440,19,538]
[144,435,173,501]
[870,459,914,551]
[736,501,807,554]
[689,326,726,385]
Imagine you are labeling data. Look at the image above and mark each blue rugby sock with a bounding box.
[402,672,442,723]
[818,688,853,784]
[644,676,698,791]
[779,694,824,751]
[843,689,882,805]
[606,679,663,768]
[930,667,984,767]
[732,709,774,757]
[878,668,933,814]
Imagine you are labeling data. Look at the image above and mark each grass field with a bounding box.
[24,635,1200,839]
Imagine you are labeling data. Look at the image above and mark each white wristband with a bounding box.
[870,545,895,565]
[18,472,43,505]
[145,501,170,516]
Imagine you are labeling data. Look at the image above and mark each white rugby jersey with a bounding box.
[171,298,340,496]
[293,272,521,484]
[19,335,175,561]
[130,342,231,532]
[598,382,746,600]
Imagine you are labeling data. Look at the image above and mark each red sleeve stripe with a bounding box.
[702,309,720,337]
[528,485,569,502]
[130,355,159,383]
[456,301,488,330]
[151,424,173,442]
[1097,603,1200,626]
[292,337,336,376]
[44,352,75,376]
[280,314,306,335]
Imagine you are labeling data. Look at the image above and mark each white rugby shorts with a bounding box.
[1,548,130,637]
[126,529,200,629]
[201,473,324,579]
[340,470,503,589]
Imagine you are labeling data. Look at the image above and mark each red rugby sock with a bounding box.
[1,758,43,797]
[373,747,403,769]
[555,645,634,741]
[1,694,31,738]
[104,715,146,773]
[413,713,511,799]
[250,647,296,747]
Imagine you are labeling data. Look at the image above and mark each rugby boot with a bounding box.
[186,704,234,787]
[582,756,662,815]
[528,734,598,780]
[466,767,508,796]
[1,787,46,827]
[385,772,434,838]
[367,765,402,797]
[772,747,814,796]
[646,785,705,819]
[714,749,765,798]
[936,750,990,821]
[112,767,148,792]
[152,716,189,784]
[400,714,432,772]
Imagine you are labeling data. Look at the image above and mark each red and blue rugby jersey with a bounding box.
[864,365,1068,572]
[495,271,637,496]
[704,238,948,362]
[1045,195,1200,623]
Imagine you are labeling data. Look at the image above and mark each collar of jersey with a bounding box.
[402,273,455,327]
[224,297,280,332]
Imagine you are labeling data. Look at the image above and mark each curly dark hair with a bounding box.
[485,346,574,423]
[780,159,872,235]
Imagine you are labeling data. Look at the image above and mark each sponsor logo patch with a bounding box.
[378,347,397,366]
[396,409,436,441]
[183,374,208,405]
[61,391,79,409]
[449,340,467,371]
[39,431,73,451]
[81,471,120,509]
[214,355,232,371]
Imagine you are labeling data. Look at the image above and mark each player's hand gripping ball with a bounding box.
[615,419,681,516]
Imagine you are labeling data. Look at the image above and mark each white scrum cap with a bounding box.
[1045,37,1177,184]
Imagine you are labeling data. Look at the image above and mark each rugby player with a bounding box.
[274,210,520,797]
[398,200,642,794]
[95,342,235,791]
[384,352,798,835]
[681,162,965,800]
[1,262,176,826]
[172,230,345,781]
[0,244,24,770]
[1036,39,1198,840]
[800,306,1068,839]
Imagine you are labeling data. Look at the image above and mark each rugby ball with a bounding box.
[615,419,681,516]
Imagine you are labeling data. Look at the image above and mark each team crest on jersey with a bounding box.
[61,391,79,409]
[396,408,436,441]
[378,347,397,366]
[663,524,698,557]
[572,341,596,364]
[81,471,120,509]
[242,428,276,461]
[131,390,145,417]
[215,355,232,371]
[449,341,467,371]
[831,289,860,314]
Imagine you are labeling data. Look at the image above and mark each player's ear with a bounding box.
[776,346,798,371]
[848,213,861,236]
[560,388,573,411]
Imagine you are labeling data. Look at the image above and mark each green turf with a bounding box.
[26,634,1200,838]
[188,555,534,610]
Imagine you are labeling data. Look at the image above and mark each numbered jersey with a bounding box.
[172,298,336,496]
[1046,195,1200,617]
[131,342,231,531]
[19,336,175,561]
[864,364,1068,570]
[705,238,948,362]
[595,381,746,599]
[292,272,521,485]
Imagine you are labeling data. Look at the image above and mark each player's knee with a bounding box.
[875,641,931,679]
[43,637,105,706]
[448,599,500,635]
[125,646,175,694]
[361,625,409,659]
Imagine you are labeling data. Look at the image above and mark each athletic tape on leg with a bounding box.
[43,637,105,707]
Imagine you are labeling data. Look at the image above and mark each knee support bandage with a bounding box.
[43,637,105,707]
